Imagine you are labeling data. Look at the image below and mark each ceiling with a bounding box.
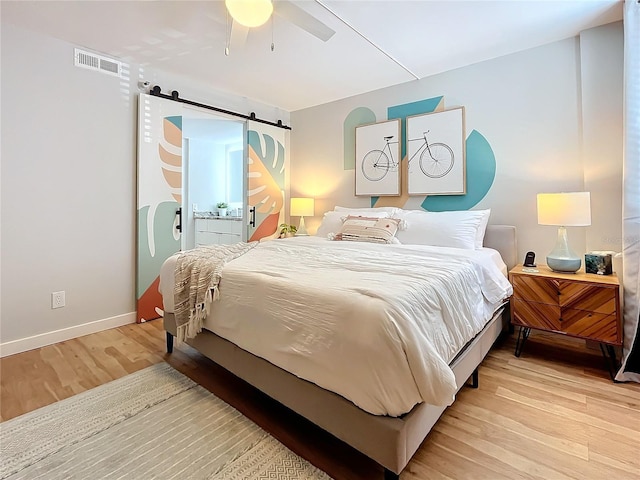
[2,0,623,112]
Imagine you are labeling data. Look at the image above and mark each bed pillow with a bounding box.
[334,216,401,244]
[334,205,400,215]
[392,209,487,250]
[316,211,390,238]
[476,209,491,248]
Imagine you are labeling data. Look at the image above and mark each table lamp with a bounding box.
[290,197,314,236]
[537,192,591,273]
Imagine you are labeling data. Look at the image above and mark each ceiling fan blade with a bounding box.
[230,19,249,51]
[274,0,335,42]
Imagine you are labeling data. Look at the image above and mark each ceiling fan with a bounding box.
[224,0,335,54]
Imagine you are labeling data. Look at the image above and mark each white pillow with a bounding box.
[392,209,487,250]
[316,210,389,238]
[334,205,400,215]
[476,209,491,248]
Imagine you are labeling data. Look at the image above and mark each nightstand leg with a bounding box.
[166,331,174,354]
[599,343,620,382]
[514,327,530,357]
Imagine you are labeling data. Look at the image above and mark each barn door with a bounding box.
[136,94,184,322]
[246,121,288,241]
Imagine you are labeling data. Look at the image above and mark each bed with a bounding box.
[160,210,516,479]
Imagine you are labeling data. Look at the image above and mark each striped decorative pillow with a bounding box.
[335,216,401,244]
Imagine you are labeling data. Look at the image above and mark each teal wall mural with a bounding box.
[343,96,497,211]
[422,130,496,211]
[137,202,181,299]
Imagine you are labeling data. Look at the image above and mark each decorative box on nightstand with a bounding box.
[509,264,622,380]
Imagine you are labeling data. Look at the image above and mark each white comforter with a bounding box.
[160,237,512,416]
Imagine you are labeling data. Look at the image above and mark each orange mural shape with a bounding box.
[159,118,182,204]
[137,276,163,323]
[249,212,280,241]
[247,146,284,214]
[159,144,181,168]
[163,118,183,149]
[161,168,182,203]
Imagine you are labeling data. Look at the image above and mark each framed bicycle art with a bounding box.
[406,107,466,195]
[355,119,401,196]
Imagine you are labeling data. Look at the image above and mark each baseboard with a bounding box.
[0,312,136,358]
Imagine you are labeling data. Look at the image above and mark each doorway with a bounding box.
[182,112,245,250]
[136,94,289,322]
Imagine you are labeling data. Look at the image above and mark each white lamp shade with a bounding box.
[537,192,591,226]
[225,0,273,27]
[290,197,314,217]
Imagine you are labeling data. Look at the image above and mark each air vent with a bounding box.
[74,48,123,78]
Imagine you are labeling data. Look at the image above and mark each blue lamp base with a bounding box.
[546,226,581,273]
[547,256,581,273]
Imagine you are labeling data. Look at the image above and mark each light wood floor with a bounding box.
[1,321,638,479]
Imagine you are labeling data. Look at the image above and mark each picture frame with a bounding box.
[406,107,465,195]
[354,119,401,196]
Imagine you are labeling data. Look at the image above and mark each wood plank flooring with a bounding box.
[1,321,638,479]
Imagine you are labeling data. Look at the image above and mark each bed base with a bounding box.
[163,306,508,478]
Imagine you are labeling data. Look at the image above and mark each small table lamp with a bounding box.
[290,197,314,236]
[537,192,591,273]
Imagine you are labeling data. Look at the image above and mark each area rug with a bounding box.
[0,362,332,479]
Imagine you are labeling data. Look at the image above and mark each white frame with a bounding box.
[355,119,401,196]
[406,107,466,195]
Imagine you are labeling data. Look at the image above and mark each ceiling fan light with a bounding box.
[225,0,273,28]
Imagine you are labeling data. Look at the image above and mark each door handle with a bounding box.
[249,207,256,227]
[176,207,182,232]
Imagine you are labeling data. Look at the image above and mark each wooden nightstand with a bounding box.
[509,264,622,379]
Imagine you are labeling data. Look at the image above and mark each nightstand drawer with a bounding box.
[512,275,560,304]
[512,299,621,345]
[512,275,616,314]
[512,298,559,330]
[560,310,620,344]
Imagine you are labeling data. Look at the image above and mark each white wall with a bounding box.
[579,23,624,252]
[290,23,623,263]
[187,140,225,213]
[182,138,225,250]
[0,22,289,353]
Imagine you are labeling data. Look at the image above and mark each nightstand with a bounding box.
[509,264,622,380]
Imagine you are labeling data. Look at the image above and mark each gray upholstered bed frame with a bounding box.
[163,225,517,479]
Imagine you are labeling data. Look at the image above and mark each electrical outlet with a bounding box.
[52,291,65,309]
[192,203,198,212]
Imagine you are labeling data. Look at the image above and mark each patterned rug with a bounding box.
[0,363,332,480]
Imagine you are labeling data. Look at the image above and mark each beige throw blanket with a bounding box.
[174,242,257,343]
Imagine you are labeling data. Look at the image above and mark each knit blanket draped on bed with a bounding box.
[174,242,257,343]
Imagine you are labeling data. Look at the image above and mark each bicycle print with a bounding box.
[355,119,401,196]
[406,107,465,195]
[361,130,454,182]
